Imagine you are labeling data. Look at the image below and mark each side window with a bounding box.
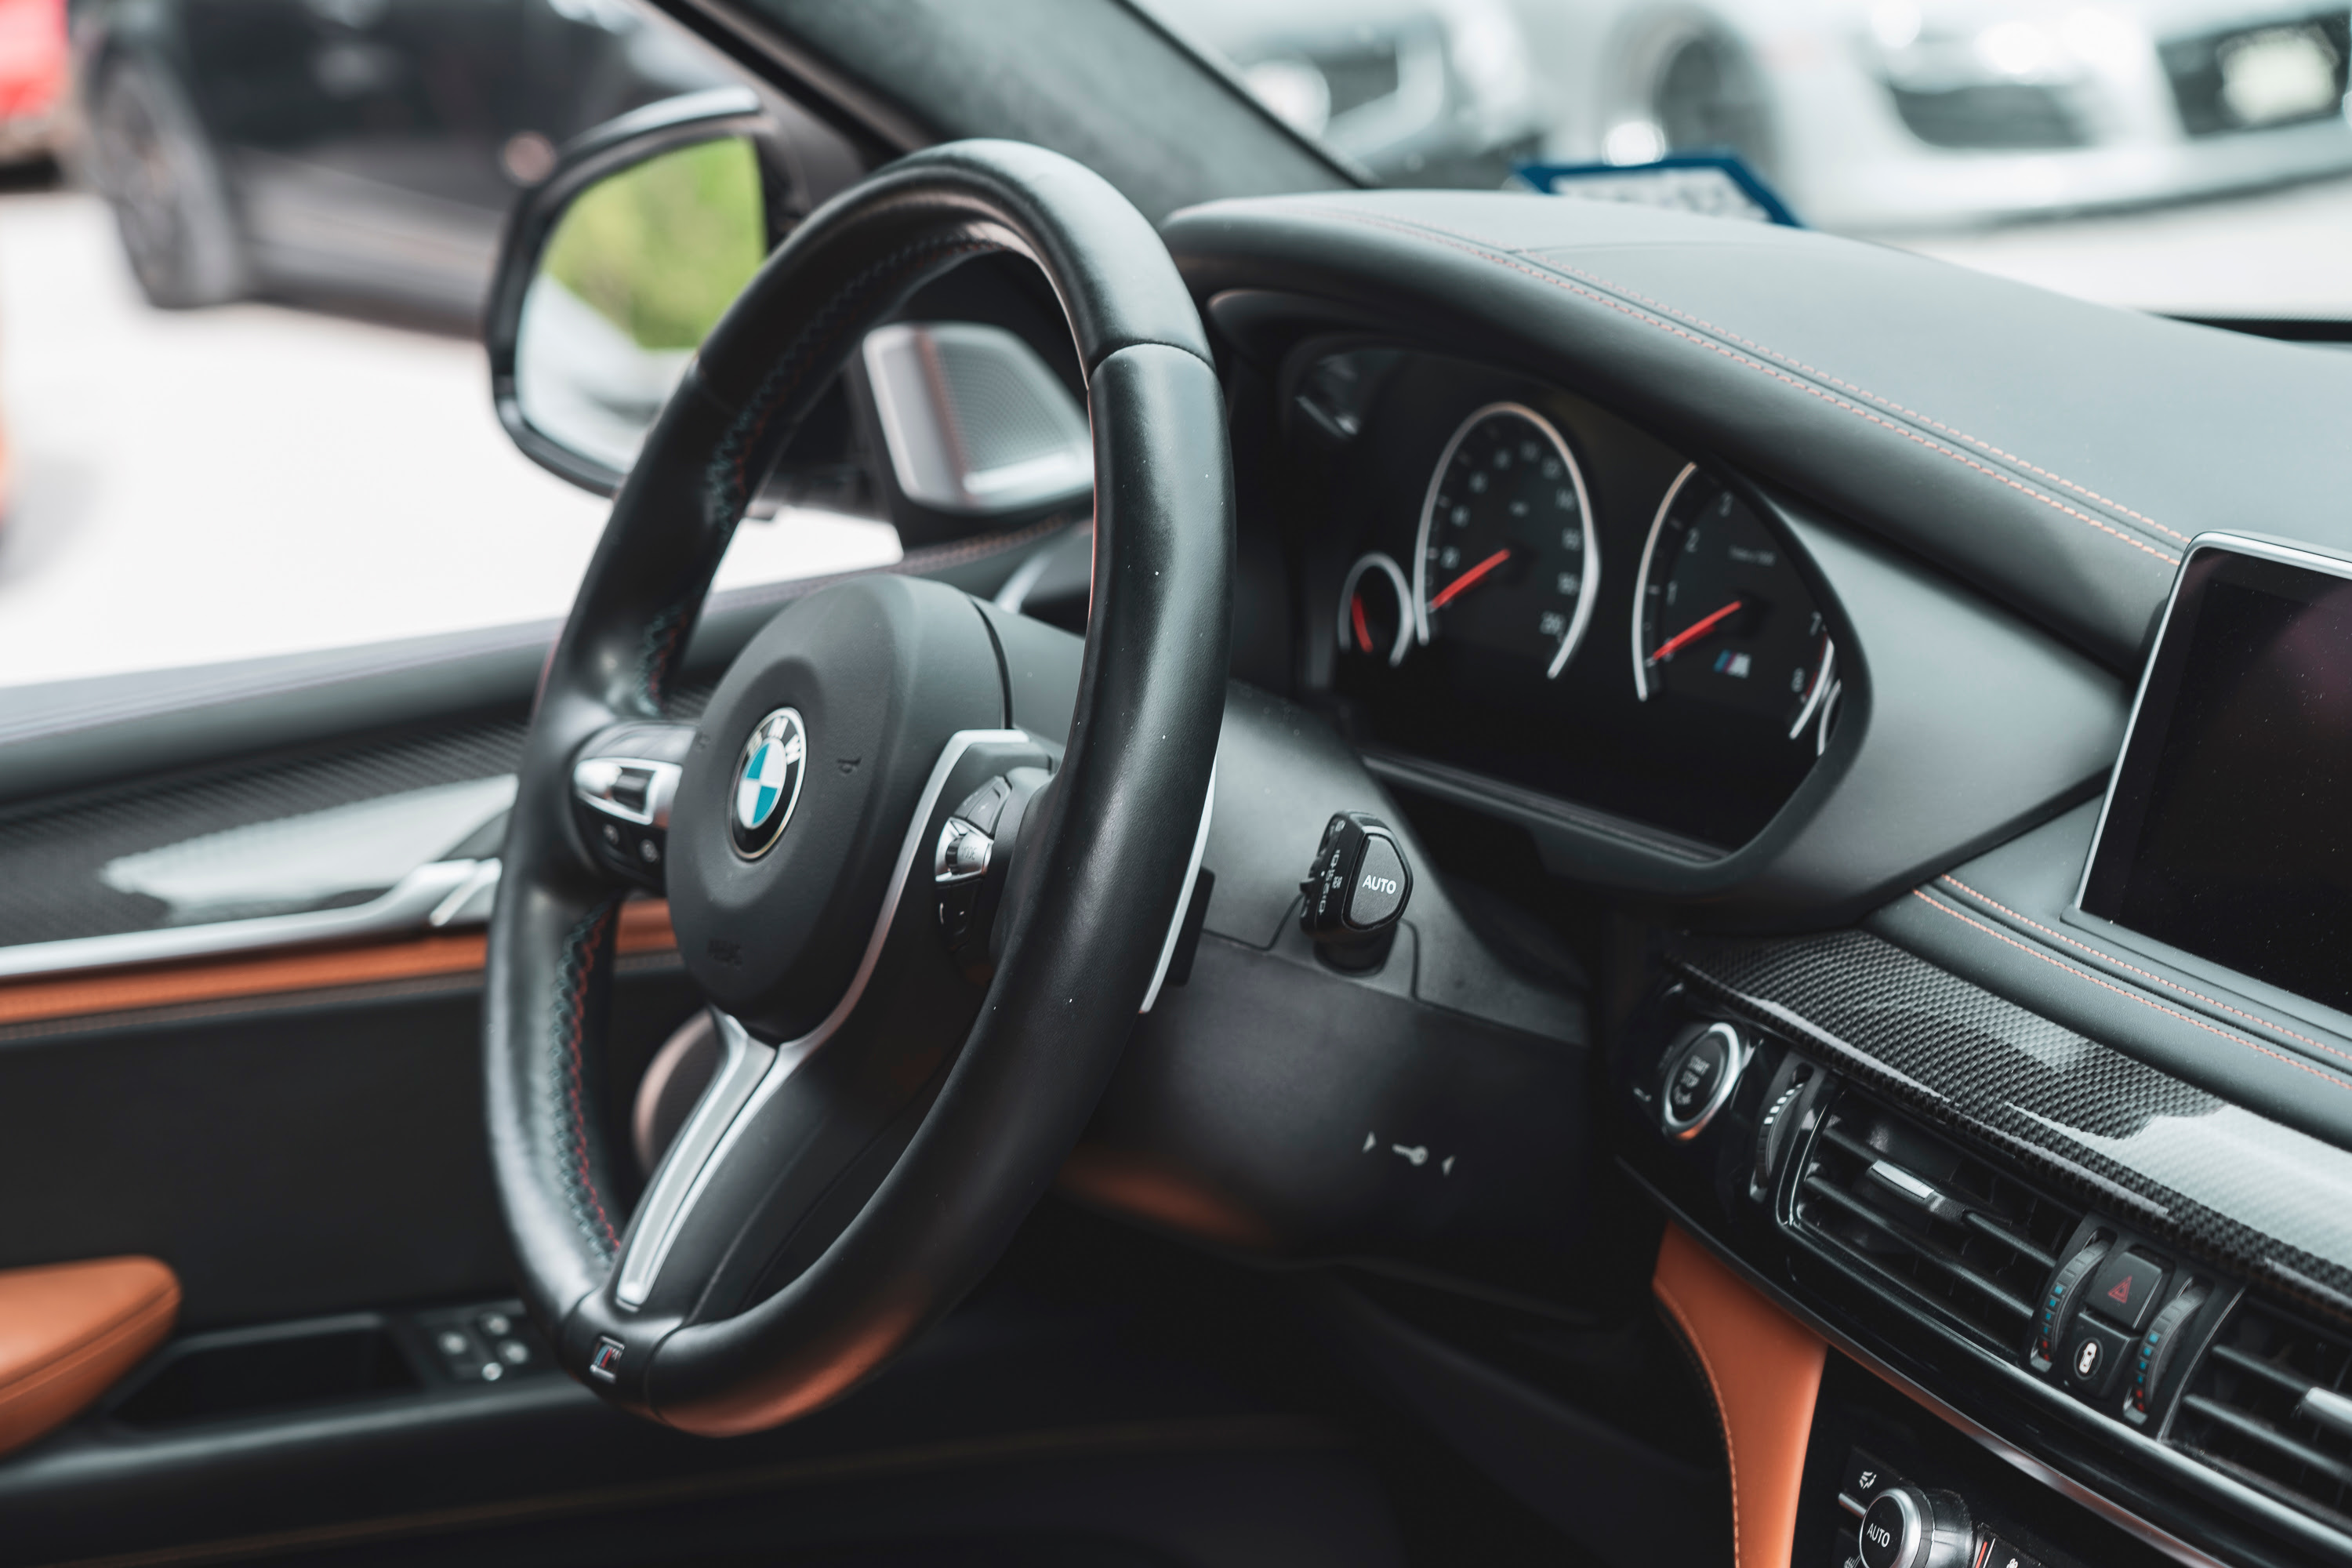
[1,1,920,691]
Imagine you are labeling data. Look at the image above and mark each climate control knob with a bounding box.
[1858,1486,1972,1568]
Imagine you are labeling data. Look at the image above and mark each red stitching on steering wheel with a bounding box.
[554,900,621,1257]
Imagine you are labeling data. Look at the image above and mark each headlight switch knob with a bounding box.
[1298,811,1414,972]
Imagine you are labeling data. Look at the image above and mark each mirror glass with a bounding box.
[515,136,765,474]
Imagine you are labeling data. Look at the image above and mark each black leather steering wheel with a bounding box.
[485,140,1231,1435]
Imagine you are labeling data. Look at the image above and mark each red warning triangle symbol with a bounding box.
[2108,1275,2133,1306]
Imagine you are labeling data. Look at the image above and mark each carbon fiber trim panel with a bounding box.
[0,720,526,949]
[1672,929,2352,1323]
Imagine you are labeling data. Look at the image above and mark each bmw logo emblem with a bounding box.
[730,707,808,859]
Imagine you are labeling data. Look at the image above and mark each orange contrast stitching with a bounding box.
[1939,876,2351,1064]
[1258,204,2183,564]
[1908,891,2352,1094]
[1512,252,2187,543]
[1653,1275,1742,1568]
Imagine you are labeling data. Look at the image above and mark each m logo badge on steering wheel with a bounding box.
[731,707,808,859]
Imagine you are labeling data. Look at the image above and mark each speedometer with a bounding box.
[1632,465,1835,741]
[1412,403,1600,678]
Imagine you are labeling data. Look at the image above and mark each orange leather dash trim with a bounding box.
[1654,1222,1827,1568]
[0,899,677,1028]
[0,1255,180,1457]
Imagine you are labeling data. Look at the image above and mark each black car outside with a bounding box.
[65,0,755,321]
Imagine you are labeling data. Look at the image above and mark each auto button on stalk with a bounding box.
[1299,811,1413,972]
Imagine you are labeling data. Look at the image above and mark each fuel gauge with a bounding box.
[1338,552,1414,667]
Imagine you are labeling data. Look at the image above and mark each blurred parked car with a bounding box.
[1153,0,1552,187]
[67,0,739,314]
[0,0,67,163]
[1171,0,2352,227]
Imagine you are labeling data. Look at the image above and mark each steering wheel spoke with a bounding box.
[597,728,1054,1340]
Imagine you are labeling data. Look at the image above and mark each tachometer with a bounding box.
[1338,552,1413,666]
[1412,403,1600,678]
[1632,465,1835,740]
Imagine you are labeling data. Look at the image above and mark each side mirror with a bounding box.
[486,89,1097,539]
[485,88,792,495]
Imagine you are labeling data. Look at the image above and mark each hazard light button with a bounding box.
[2085,1247,2166,1334]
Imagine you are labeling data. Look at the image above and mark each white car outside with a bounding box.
[1156,0,2352,229]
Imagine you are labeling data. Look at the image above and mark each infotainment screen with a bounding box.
[2079,535,2352,1014]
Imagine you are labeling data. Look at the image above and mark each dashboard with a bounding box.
[12,165,2352,1568]
[1283,346,1840,853]
[1163,187,2352,1568]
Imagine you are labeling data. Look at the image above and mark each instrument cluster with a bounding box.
[1292,347,1845,852]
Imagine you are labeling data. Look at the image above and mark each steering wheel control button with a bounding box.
[2085,1247,2166,1334]
[935,766,1054,983]
[2066,1317,2129,1397]
[934,818,993,884]
[728,706,808,860]
[1657,1022,1744,1141]
[2030,1238,2110,1373]
[1838,1447,1900,1516]
[1299,811,1414,971]
[1858,1486,1971,1568]
[951,776,1014,837]
[572,722,696,889]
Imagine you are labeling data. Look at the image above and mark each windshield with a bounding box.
[1144,0,2352,320]
[2,0,2341,696]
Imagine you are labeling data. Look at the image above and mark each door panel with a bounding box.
[0,953,697,1331]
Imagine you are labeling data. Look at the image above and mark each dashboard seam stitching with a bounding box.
[1512,255,2187,544]
[1286,205,2184,542]
[1937,874,2351,1063]
[1258,205,2183,566]
[1907,889,2352,1094]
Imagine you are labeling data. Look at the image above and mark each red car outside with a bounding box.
[0,0,64,164]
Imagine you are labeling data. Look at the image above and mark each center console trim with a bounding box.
[1635,1175,2241,1568]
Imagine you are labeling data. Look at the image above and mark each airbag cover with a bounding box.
[666,575,1001,1039]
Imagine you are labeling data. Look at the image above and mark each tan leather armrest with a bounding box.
[0,1256,180,1457]
[1654,1223,1827,1568]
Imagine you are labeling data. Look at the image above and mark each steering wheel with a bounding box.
[484,141,1231,1435]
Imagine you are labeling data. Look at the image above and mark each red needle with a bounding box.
[1351,594,1372,652]
[1649,598,1744,663]
[1429,547,1512,612]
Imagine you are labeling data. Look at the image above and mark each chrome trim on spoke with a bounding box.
[609,728,1029,1312]
[614,1009,776,1309]
[572,756,684,829]
[1140,762,1214,1014]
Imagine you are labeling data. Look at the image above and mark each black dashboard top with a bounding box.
[1167,190,2352,676]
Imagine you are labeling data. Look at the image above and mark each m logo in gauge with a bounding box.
[730,707,808,859]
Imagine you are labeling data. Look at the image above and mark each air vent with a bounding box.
[2173,1297,2352,1530]
[1793,1091,2082,1352]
